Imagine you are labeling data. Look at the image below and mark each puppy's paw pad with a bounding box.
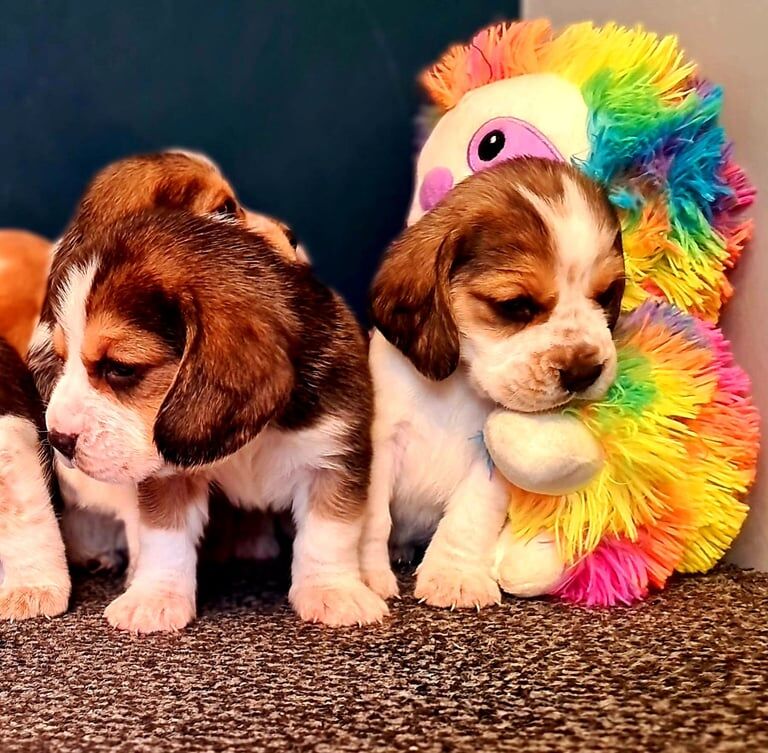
[290,580,389,627]
[362,568,400,600]
[104,588,195,634]
[415,566,501,610]
[0,584,70,620]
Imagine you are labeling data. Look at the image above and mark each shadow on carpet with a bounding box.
[1,563,767,752]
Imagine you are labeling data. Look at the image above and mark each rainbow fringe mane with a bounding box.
[422,20,755,321]
[509,301,759,606]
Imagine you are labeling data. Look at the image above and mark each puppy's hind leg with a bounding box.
[359,441,398,599]
[290,468,388,627]
[0,416,70,620]
[56,465,139,575]
[60,506,128,573]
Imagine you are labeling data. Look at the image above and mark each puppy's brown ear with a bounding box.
[153,301,294,467]
[370,216,461,381]
[607,231,626,330]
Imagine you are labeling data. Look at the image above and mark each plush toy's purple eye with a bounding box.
[468,117,564,173]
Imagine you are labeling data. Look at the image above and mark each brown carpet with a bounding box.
[2,564,767,752]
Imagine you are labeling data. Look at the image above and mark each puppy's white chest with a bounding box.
[211,418,344,512]
[370,331,493,503]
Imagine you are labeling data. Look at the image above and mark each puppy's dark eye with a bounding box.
[213,198,239,217]
[595,280,623,310]
[284,229,299,250]
[101,360,141,389]
[492,295,541,325]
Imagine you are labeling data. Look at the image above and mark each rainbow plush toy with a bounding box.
[410,20,760,605]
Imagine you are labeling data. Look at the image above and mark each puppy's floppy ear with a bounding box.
[607,231,626,330]
[370,215,461,381]
[153,299,294,467]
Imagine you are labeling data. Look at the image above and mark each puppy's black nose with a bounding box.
[49,431,78,461]
[559,363,604,394]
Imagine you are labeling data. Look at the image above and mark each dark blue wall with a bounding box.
[0,1,519,315]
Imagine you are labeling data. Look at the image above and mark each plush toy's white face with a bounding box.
[408,73,590,225]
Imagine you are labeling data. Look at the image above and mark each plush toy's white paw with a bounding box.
[289,578,389,626]
[0,583,70,620]
[484,409,604,495]
[104,586,195,634]
[495,527,565,597]
[415,560,501,610]
[362,566,400,600]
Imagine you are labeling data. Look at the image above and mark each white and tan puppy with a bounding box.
[361,158,624,608]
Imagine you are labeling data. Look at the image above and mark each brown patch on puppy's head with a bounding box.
[70,151,245,234]
[41,151,245,330]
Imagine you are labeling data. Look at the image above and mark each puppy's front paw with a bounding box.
[0,583,70,620]
[415,562,501,610]
[104,586,195,634]
[290,578,389,627]
[362,567,400,600]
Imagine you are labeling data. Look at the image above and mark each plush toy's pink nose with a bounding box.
[419,166,454,213]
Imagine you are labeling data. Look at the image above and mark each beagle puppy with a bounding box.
[30,200,386,632]
[0,336,69,619]
[34,152,304,575]
[0,230,67,620]
[361,158,624,608]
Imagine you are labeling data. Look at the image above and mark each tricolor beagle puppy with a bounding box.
[32,152,306,578]
[29,161,387,632]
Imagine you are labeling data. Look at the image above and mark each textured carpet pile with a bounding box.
[2,564,767,752]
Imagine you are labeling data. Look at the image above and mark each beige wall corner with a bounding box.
[523,0,767,569]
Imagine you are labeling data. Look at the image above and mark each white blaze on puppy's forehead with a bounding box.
[54,258,100,351]
[553,178,615,282]
[46,259,100,437]
[519,175,614,288]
